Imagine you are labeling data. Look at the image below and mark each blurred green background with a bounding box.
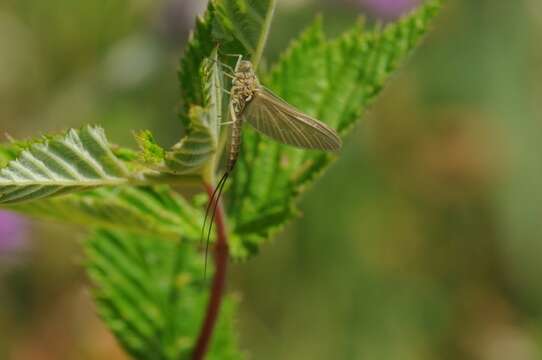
[1,0,542,359]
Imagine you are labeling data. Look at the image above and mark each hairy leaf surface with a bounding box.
[167,51,223,176]
[1,130,204,242]
[0,126,132,204]
[227,1,442,258]
[86,230,243,360]
[8,186,202,242]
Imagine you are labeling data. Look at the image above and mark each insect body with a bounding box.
[228,59,341,172]
[226,60,259,172]
[203,57,342,274]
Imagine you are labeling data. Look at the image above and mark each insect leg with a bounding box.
[222,72,235,80]
[220,53,243,63]
[217,52,243,71]
[217,51,243,59]
[219,62,236,75]
[207,57,236,78]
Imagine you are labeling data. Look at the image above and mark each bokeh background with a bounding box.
[1,0,542,359]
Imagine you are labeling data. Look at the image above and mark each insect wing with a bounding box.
[242,88,342,151]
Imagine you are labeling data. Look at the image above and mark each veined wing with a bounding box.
[242,88,342,151]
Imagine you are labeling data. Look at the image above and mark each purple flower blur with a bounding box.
[0,211,27,256]
[362,0,421,20]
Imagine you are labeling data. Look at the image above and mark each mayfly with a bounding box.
[202,56,342,272]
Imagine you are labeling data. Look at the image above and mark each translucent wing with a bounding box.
[242,88,342,151]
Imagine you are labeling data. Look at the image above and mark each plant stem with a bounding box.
[192,183,229,360]
[251,0,277,71]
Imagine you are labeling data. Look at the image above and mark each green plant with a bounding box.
[0,1,442,359]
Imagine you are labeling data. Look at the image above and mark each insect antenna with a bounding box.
[202,170,230,279]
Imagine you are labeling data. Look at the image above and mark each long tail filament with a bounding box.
[202,171,230,278]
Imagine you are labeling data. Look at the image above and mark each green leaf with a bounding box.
[8,186,202,243]
[0,145,16,168]
[0,127,205,234]
[135,130,166,166]
[213,0,276,68]
[166,51,223,177]
[0,138,30,166]
[85,229,243,360]
[178,0,276,126]
[0,126,132,204]
[227,1,442,259]
[166,107,217,175]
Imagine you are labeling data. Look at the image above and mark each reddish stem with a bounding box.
[192,184,229,360]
